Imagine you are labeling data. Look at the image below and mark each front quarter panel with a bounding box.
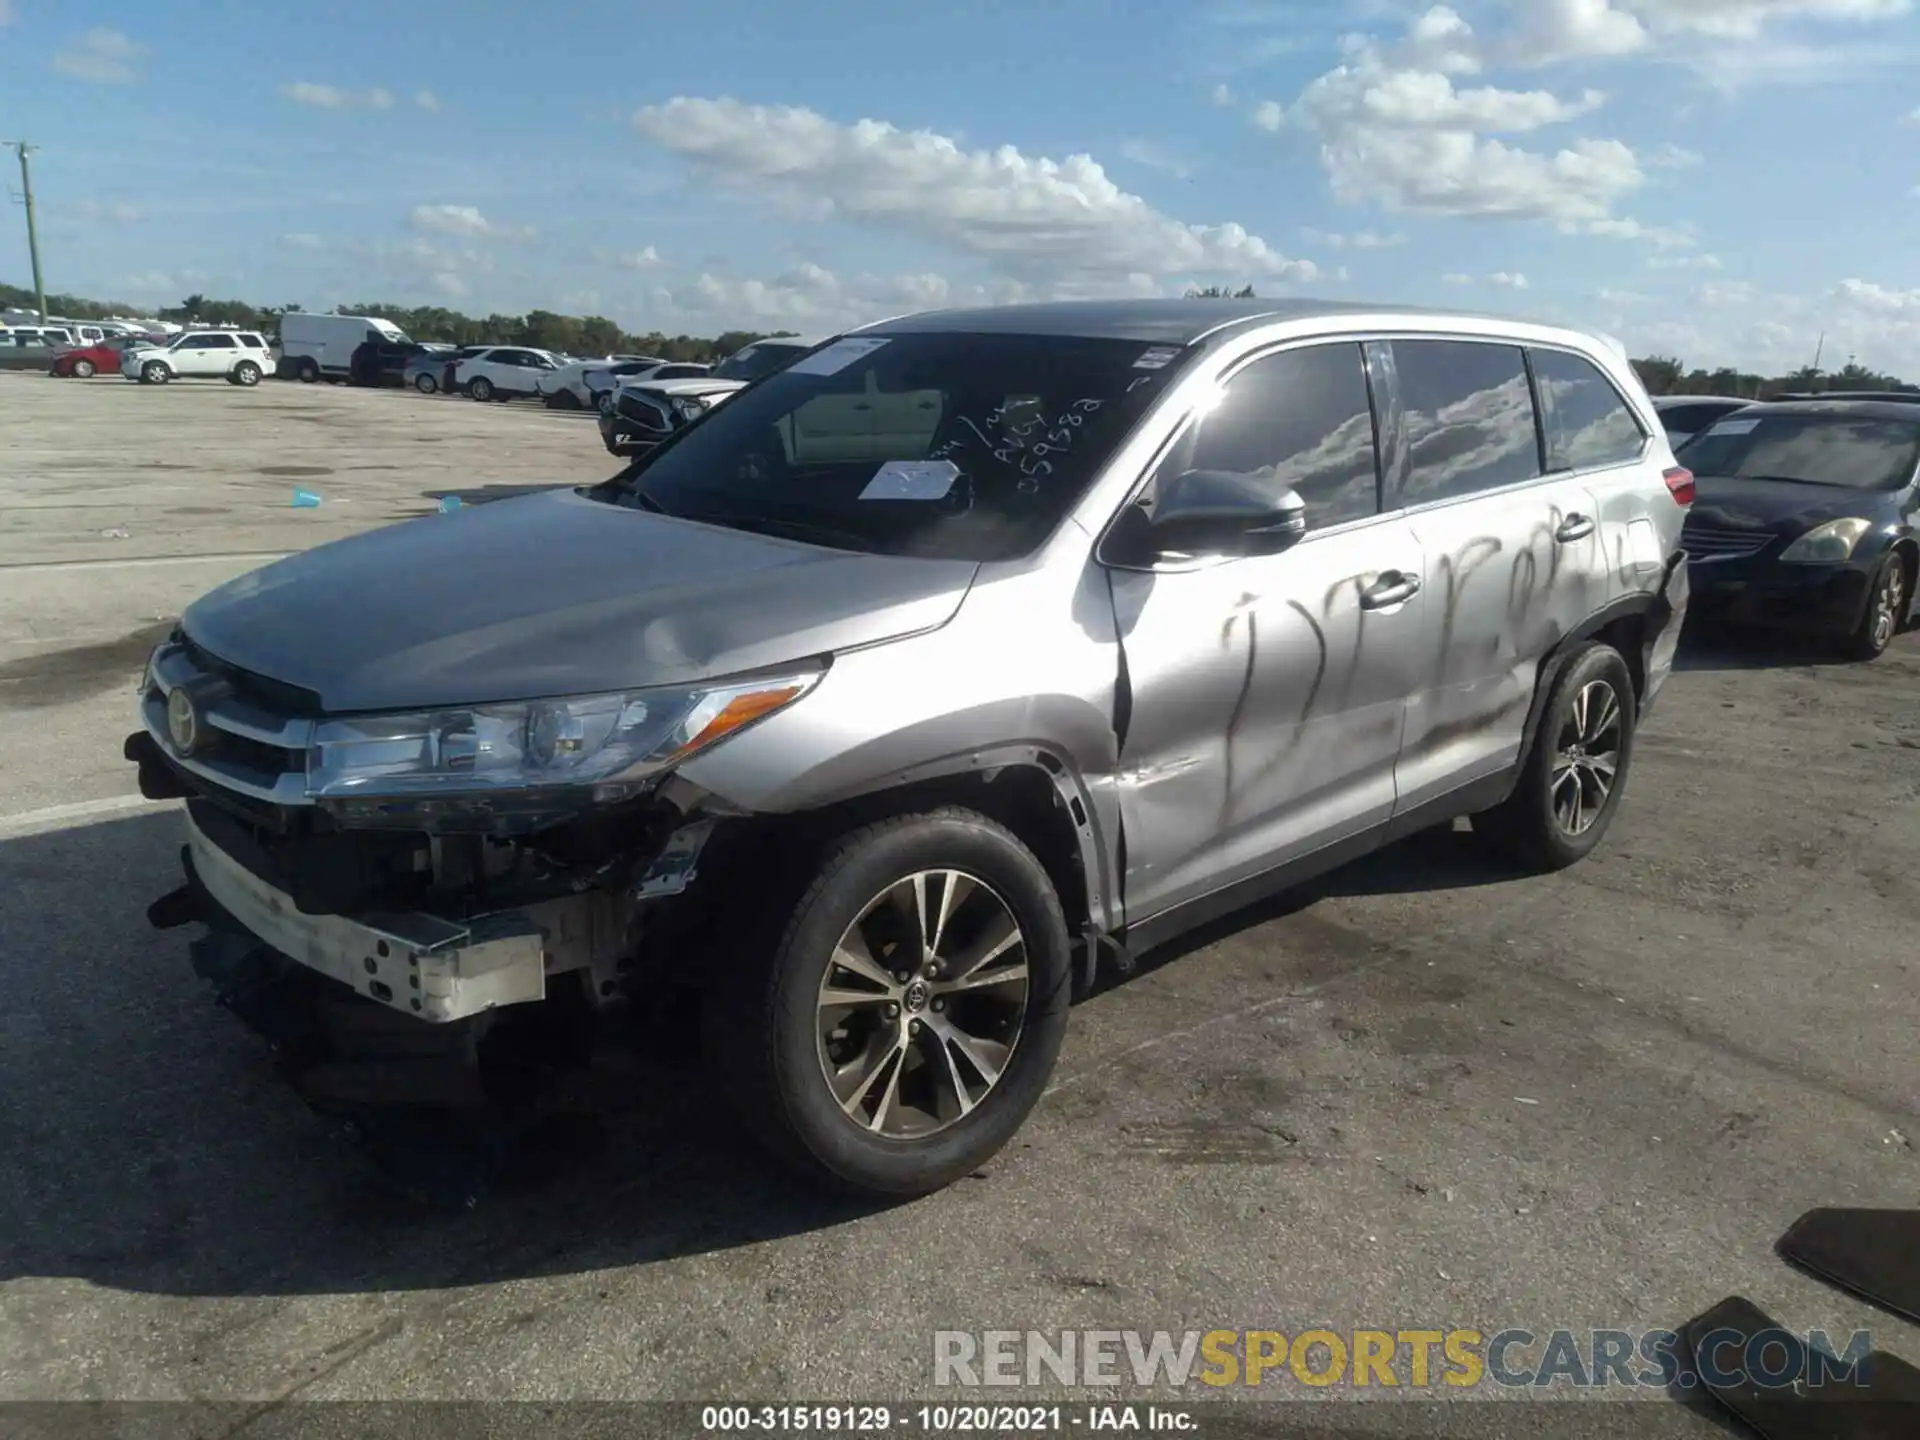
[675,544,1126,928]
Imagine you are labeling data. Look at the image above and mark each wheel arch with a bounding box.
[1518,591,1661,757]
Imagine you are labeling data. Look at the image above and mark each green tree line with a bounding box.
[1627,354,1917,400]
[1,281,789,363]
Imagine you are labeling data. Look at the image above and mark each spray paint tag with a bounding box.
[1133,346,1181,370]
[860,459,960,501]
[786,337,890,376]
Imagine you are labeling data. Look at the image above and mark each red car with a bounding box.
[51,338,132,378]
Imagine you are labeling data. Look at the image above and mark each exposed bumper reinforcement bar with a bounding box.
[183,809,613,1024]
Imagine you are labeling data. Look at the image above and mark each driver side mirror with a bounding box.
[1141,469,1307,558]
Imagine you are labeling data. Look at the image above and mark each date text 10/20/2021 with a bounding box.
[700,1405,1198,1432]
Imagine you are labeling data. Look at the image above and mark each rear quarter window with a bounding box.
[1532,348,1647,470]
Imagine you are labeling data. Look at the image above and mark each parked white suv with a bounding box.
[122,330,273,386]
[456,346,564,402]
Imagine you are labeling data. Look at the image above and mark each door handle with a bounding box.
[1359,571,1422,610]
[1556,514,1596,543]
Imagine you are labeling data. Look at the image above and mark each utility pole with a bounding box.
[3,140,48,324]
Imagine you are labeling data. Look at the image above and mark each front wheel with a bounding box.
[141,361,170,385]
[594,390,616,417]
[1476,642,1636,872]
[708,808,1072,1198]
[467,376,494,402]
[415,372,438,394]
[72,358,96,379]
[1842,553,1906,661]
[296,358,320,383]
[232,361,261,387]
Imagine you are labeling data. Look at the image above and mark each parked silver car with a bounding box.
[129,298,1691,1198]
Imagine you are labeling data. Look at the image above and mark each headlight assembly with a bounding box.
[1780,517,1871,564]
[306,667,822,808]
[673,396,709,420]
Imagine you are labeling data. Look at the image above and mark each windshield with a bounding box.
[608,331,1189,562]
[1678,412,1920,491]
[712,342,808,383]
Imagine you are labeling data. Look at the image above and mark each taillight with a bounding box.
[1663,465,1695,506]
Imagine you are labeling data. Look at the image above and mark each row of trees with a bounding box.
[0,282,786,364]
[1627,354,1916,400]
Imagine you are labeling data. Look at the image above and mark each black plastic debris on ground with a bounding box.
[1778,1208,1920,1327]
[1682,1295,1920,1440]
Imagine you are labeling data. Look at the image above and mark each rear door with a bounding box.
[1383,337,1611,815]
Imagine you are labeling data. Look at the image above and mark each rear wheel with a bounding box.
[415,372,438,394]
[72,358,96,379]
[296,358,320,383]
[594,390,616,417]
[141,361,170,385]
[467,376,494,402]
[707,808,1071,1198]
[232,361,261,387]
[1477,643,1635,872]
[1842,553,1905,661]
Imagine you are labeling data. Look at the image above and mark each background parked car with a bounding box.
[599,336,822,456]
[1679,398,1920,659]
[1653,395,1753,448]
[457,346,563,402]
[579,360,708,415]
[122,329,274,386]
[534,354,664,410]
[50,336,137,378]
[403,344,477,394]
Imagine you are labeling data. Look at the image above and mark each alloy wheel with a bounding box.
[815,869,1030,1139]
[1550,680,1622,838]
[1872,566,1905,651]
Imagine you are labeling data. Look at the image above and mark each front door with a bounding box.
[1379,338,1613,812]
[1107,341,1426,927]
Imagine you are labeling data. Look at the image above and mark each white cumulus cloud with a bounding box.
[279,82,395,110]
[408,204,534,240]
[53,28,142,84]
[631,97,1320,288]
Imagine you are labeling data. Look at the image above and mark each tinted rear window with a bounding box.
[1679,413,1920,491]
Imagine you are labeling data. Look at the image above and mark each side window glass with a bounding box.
[1392,340,1542,504]
[1154,342,1381,530]
[1533,348,1646,470]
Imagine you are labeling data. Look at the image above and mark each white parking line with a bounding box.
[0,793,168,836]
[0,551,292,575]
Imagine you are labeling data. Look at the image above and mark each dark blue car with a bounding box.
[1678,398,1920,660]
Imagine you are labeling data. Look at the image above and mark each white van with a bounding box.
[279,312,412,382]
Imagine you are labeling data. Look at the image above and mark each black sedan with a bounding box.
[1678,399,1919,660]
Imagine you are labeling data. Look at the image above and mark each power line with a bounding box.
[2,140,47,324]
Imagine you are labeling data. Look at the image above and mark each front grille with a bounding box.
[615,391,673,432]
[1682,525,1770,561]
[141,640,316,806]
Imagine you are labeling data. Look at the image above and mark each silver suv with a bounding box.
[129,299,1692,1198]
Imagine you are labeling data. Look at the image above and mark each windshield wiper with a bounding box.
[690,512,875,552]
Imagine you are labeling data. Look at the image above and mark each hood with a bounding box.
[182,487,978,713]
[617,375,747,400]
[1687,475,1896,535]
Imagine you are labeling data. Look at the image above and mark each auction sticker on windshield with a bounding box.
[860,459,960,501]
[787,337,891,376]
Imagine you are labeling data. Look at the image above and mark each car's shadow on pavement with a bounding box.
[0,810,889,1300]
[1673,615,1883,672]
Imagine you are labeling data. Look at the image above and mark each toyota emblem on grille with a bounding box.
[166,687,201,755]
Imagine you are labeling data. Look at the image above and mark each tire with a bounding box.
[1476,642,1636,873]
[142,361,170,385]
[467,376,494,402]
[594,390,616,417]
[1841,553,1906,661]
[233,361,261,387]
[415,372,438,395]
[707,807,1072,1198]
[297,358,320,383]
[72,358,96,379]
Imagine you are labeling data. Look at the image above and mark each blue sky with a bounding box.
[3,0,1919,371]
